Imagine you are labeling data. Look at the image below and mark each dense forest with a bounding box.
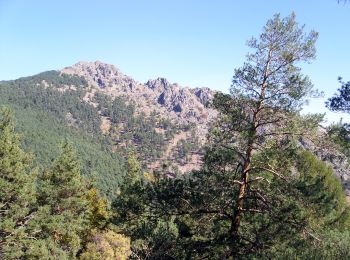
[2,12,350,259]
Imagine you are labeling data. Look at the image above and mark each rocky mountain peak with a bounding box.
[145,77,172,90]
[60,61,218,141]
[63,60,120,75]
[192,87,215,106]
[61,61,136,88]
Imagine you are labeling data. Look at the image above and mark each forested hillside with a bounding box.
[0,69,206,198]
[0,71,125,198]
[1,11,350,260]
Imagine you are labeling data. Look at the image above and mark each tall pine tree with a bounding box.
[211,13,319,255]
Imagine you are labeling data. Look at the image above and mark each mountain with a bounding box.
[1,60,350,199]
[0,61,218,198]
[0,69,127,198]
[61,61,217,173]
[63,62,350,195]
[61,61,217,136]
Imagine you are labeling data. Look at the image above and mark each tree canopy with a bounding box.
[327,78,350,113]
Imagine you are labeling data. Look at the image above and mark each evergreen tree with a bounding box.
[211,13,320,255]
[81,187,131,260]
[0,107,37,259]
[326,78,350,154]
[111,13,341,258]
[0,107,130,259]
[34,142,90,258]
[113,153,145,242]
[326,78,350,113]
[112,145,350,258]
[113,153,179,259]
[84,187,110,230]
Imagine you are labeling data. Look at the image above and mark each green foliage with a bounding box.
[111,96,135,124]
[173,136,200,165]
[261,151,350,258]
[0,110,130,259]
[112,143,350,258]
[0,69,198,199]
[126,152,142,184]
[0,108,37,259]
[113,154,146,235]
[326,77,350,114]
[85,188,110,230]
[325,78,350,159]
[108,12,348,256]
[110,13,350,258]
[0,72,126,199]
[208,13,320,257]
[95,92,183,164]
[33,142,91,258]
[296,151,350,228]
[230,12,318,112]
[0,71,101,135]
[80,230,131,260]
[112,154,181,258]
[1,13,349,259]
[327,122,350,159]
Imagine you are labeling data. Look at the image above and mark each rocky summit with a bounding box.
[60,61,218,173]
[61,61,217,136]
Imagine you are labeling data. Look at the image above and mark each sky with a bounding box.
[0,0,349,124]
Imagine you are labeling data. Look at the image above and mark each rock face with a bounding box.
[61,61,217,141]
[62,61,136,88]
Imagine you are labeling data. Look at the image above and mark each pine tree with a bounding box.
[34,142,90,258]
[326,78,350,113]
[114,13,324,258]
[210,13,320,255]
[0,108,37,259]
[113,152,144,232]
[125,152,142,184]
[85,187,110,230]
[325,78,350,154]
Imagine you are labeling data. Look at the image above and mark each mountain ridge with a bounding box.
[40,61,350,188]
[1,60,350,196]
[61,60,218,141]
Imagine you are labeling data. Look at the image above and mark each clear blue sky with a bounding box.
[1,0,349,123]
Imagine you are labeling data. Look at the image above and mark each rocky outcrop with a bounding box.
[192,87,214,106]
[62,61,136,89]
[61,61,217,141]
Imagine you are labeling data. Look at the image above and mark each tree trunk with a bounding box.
[229,144,253,256]
[229,49,271,257]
